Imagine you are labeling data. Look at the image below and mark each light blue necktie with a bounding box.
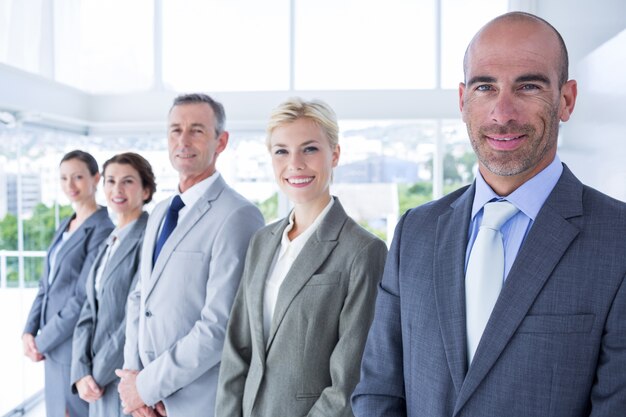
[465,200,519,364]
[153,195,185,264]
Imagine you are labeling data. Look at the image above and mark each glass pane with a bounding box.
[162,0,290,92]
[0,127,19,251]
[0,125,45,415]
[440,0,509,88]
[333,120,435,242]
[442,119,476,193]
[219,131,278,223]
[295,0,436,90]
[54,0,154,93]
[0,0,44,74]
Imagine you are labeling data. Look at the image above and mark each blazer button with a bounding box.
[145,310,152,317]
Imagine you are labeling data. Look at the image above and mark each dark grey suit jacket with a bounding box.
[352,165,626,417]
[71,211,148,392]
[23,206,114,364]
[217,198,388,417]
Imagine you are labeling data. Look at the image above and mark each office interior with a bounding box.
[0,0,624,415]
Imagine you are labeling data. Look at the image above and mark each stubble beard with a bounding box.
[468,106,560,177]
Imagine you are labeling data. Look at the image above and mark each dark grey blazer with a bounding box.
[216,198,388,417]
[71,212,148,404]
[23,206,114,364]
[352,165,626,417]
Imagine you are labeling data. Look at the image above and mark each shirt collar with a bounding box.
[177,172,220,210]
[111,218,137,244]
[472,155,563,221]
[278,197,335,257]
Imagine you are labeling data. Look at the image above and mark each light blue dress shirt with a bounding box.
[465,156,563,280]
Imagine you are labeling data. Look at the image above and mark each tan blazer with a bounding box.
[216,198,388,417]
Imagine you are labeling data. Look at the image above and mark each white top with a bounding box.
[178,172,220,223]
[262,198,334,343]
[48,229,74,285]
[94,220,136,295]
[157,172,221,236]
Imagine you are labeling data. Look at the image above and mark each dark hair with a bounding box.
[60,150,99,176]
[464,11,569,87]
[170,93,226,137]
[102,152,157,204]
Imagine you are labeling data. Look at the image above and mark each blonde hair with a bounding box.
[266,98,339,149]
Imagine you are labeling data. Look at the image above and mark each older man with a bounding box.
[352,12,626,417]
[118,93,264,417]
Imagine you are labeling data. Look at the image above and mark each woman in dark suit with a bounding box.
[216,98,388,417]
[22,150,114,417]
[70,152,156,417]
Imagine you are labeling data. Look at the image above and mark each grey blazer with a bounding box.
[70,212,148,415]
[124,175,264,417]
[216,198,388,417]
[24,206,114,364]
[352,165,626,417]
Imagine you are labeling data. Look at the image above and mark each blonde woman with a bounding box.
[216,98,387,417]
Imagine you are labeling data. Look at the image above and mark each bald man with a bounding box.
[352,12,626,417]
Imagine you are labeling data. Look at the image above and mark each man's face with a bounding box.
[459,19,576,186]
[167,103,227,184]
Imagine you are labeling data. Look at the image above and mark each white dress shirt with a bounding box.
[48,230,73,285]
[94,220,136,295]
[262,198,334,343]
[157,172,221,236]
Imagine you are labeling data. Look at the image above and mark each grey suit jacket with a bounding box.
[124,175,264,417]
[352,165,626,417]
[71,212,148,394]
[216,198,388,417]
[23,206,114,365]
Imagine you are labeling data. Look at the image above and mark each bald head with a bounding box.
[463,12,569,87]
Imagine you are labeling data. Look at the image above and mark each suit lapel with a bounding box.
[142,201,167,280]
[44,216,72,290]
[146,178,225,298]
[49,219,91,289]
[85,244,107,310]
[454,167,583,415]
[98,213,147,293]
[433,184,474,394]
[248,220,285,360]
[265,200,345,351]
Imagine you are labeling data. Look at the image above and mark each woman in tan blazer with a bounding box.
[216,98,388,417]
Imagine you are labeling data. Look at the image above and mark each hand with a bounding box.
[76,375,104,402]
[22,333,44,362]
[155,401,167,416]
[116,369,147,415]
[131,406,158,417]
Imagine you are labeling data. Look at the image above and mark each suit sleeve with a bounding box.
[70,293,96,392]
[35,224,112,354]
[351,216,408,417]
[307,237,388,417]
[214,241,256,417]
[123,269,143,371]
[589,272,626,415]
[93,265,141,387]
[136,204,264,406]
[23,277,45,336]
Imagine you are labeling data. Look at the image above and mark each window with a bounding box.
[161,0,290,92]
[440,0,508,88]
[54,0,154,93]
[295,0,436,90]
